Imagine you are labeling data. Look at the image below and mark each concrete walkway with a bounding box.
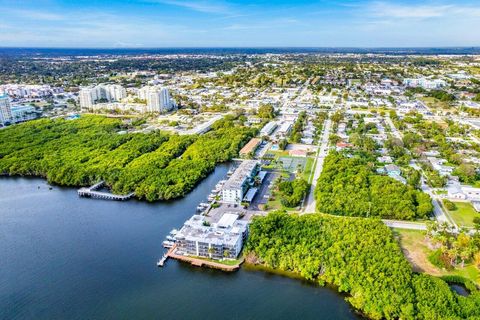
[382,219,427,230]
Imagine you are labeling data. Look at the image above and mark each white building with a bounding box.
[428,157,454,176]
[108,85,127,101]
[403,78,447,89]
[11,105,39,123]
[260,121,277,136]
[222,160,259,204]
[79,88,96,109]
[447,180,480,201]
[0,84,60,98]
[0,94,12,125]
[276,121,293,136]
[174,214,248,260]
[79,84,126,110]
[146,88,173,113]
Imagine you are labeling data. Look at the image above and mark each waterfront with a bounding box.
[0,165,360,320]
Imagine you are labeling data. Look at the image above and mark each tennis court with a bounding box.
[278,156,306,172]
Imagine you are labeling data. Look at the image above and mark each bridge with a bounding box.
[77,181,135,201]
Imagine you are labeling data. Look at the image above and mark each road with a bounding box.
[382,219,427,231]
[419,177,457,229]
[385,116,402,140]
[387,116,455,229]
[410,160,455,227]
[303,118,332,213]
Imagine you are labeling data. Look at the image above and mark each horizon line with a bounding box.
[1,46,480,49]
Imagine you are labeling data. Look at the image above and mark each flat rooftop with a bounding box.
[175,214,247,247]
[223,160,258,191]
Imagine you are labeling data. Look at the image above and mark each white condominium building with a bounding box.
[11,105,39,123]
[79,88,96,109]
[79,84,126,109]
[146,87,173,113]
[221,160,259,204]
[0,94,12,125]
[403,78,446,89]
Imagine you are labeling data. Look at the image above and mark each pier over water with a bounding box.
[77,181,134,201]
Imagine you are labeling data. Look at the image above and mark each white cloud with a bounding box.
[7,8,65,21]
[222,18,299,31]
[0,10,194,47]
[367,1,480,19]
[369,2,452,19]
[148,0,230,14]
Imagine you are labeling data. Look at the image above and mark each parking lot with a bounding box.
[250,171,278,209]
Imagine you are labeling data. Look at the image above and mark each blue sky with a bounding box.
[0,0,479,47]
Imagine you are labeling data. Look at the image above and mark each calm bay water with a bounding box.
[0,165,359,320]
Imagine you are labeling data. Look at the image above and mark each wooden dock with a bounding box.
[77,181,134,201]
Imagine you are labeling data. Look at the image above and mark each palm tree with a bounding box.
[208,247,215,258]
[459,248,471,268]
[448,247,459,267]
[426,221,438,239]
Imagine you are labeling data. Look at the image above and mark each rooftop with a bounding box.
[217,213,239,229]
[175,214,247,247]
[223,160,258,191]
[240,138,261,155]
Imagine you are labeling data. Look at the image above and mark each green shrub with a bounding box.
[443,199,457,211]
[428,249,453,270]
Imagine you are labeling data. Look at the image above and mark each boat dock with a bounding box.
[157,254,168,267]
[77,181,134,201]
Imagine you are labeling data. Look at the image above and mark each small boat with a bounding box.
[166,235,176,241]
[162,240,175,248]
[169,229,178,236]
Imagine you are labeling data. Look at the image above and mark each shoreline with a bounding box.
[242,261,367,319]
[0,163,232,203]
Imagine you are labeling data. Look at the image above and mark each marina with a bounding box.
[0,168,359,320]
[158,160,265,272]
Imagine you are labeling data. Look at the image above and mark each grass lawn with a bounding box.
[265,195,298,212]
[193,256,242,266]
[266,196,282,211]
[468,66,480,75]
[270,150,290,158]
[420,97,454,111]
[393,228,480,284]
[302,157,315,183]
[446,201,479,228]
